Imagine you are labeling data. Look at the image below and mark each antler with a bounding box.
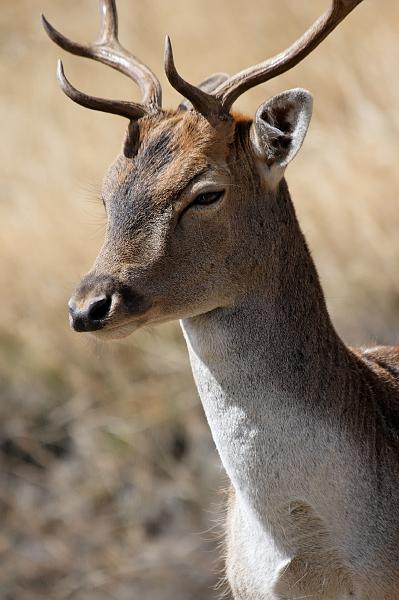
[43,0,364,120]
[165,0,364,117]
[215,0,364,112]
[164,36,225,118]
[42,0,161,119]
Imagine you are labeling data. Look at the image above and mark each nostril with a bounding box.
[88,296,112,322]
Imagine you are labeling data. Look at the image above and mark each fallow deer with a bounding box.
[43,1,399,598]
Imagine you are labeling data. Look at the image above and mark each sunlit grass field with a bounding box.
[1,1,399,597]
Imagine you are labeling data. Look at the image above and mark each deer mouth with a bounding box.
[90,317,146,340]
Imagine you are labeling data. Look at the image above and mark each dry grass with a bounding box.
[1,0,399,597]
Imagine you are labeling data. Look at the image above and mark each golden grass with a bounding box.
[1,0,399,597]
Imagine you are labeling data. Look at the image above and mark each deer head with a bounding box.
[43,0,363,339]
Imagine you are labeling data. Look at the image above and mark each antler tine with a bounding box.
[97,0,118,45]
[42,0,162,117]
[213,0,364,112]
[164,37,222,118]
[56,60,146,120]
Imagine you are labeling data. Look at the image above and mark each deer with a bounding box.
[42,1,399,598]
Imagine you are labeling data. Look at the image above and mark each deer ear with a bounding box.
[251,88,313,169]
[178,73,229,111]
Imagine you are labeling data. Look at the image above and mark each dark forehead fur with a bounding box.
[103,111,243,201]
[101,110,251,234]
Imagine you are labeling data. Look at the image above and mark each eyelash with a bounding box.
[191,190,225,207]
[102,190,224,221]
[177,190,224,223]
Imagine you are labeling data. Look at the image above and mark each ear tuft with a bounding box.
[123,121,140,158]
[251,88,313,168]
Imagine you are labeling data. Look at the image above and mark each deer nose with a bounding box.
[68,294,112,332]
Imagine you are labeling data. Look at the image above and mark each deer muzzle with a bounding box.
[68,272,150,333]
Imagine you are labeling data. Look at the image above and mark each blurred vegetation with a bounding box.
[1,0,399,598]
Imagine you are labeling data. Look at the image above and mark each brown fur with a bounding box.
[67,106,399,598]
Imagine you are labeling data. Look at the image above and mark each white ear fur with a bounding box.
[250,88,313,171]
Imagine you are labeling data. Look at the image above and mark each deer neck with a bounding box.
[180,179,349,517]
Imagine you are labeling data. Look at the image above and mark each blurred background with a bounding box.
[1,0,399,598]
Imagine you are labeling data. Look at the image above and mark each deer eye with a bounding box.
[192,190,224,207]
